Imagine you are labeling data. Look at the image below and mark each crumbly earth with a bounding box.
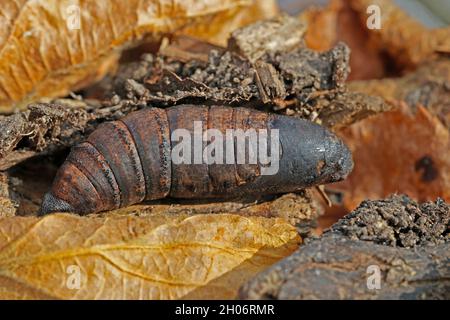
[114,44,352,111]
[329,195,449,247]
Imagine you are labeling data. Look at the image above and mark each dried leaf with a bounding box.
[300,0,393,80]
[300,0,450,79]
[0,0,261,112]
[180,0,279,47]
[347,0,450,70]
[334,104,450,211]
[0,213,299,299]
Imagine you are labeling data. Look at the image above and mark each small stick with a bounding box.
[315,185,332,207]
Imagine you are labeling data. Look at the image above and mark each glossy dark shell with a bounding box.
[40,105,353,215]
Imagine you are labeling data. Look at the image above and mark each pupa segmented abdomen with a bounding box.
[40,105,353,215]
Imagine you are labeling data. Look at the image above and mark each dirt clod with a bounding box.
[329,195,449,247]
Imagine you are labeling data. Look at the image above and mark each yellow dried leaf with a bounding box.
[0,213,299,299]
[180,0,279,46]
[0,0,257,112]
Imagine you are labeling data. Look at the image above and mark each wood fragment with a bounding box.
[228,14,306,62]
[0,173,19,217]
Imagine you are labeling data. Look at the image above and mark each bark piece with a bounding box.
[101,191,322,232]
[0,213,300,299]
[330,195,449,247]
[0,103,94,170]
[112,37,385,124]
[240,235,449,299]
[314,91,388,129]
[228,14,306,62]
[109,16,353,112]
[239,195,450,300]
[0,173,19,217]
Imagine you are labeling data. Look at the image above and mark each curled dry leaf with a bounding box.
[300,0,450,79]
[0,213,299,299]
[0,0,265,113]
[334,104,450,211]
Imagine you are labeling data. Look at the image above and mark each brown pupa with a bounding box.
[40,105,353,215]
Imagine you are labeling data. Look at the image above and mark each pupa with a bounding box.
[39,105,353,215]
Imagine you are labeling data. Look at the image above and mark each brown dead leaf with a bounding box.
[0,213,299,299]
[300,0,450,80]
[0,0,261,112]
[300,0,391,80]
[334,104,450,211]
[348,0,450,70]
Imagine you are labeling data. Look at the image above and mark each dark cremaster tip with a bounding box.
[38,192,75,216]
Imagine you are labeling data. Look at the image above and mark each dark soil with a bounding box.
[329,195,449,247]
